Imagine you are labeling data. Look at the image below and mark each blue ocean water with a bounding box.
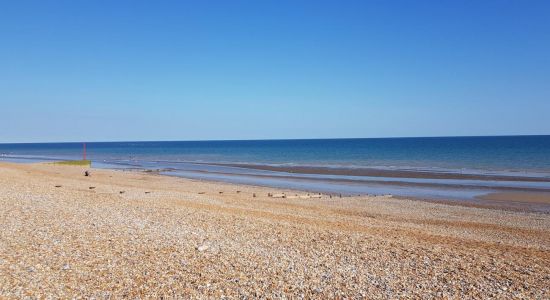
[2,136,550,208]
[2,136,550,173]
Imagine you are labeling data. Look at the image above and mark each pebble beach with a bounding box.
[0,162,549,298]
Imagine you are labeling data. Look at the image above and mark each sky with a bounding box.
[1,0,549,143]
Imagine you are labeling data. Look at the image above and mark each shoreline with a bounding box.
[4,159,550,213]
[164,168,550,193]
[1,162,549,297]
[160,168,550,213]
[206,162,550,182]
[4,155,550,182]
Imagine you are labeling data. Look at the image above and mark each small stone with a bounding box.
[197,245,209,252]
[62,264,70,270]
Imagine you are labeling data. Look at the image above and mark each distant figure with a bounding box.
[84,170,90,177]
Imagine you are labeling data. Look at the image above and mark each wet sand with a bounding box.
[166,168,550,194]
[402,193,550,214]
[213,162,550,182]
[0,162,549,298]
[478,192,550,204]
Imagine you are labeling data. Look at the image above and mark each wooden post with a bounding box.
[83,143,86,161]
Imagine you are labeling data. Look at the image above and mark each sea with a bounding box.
[2,136,550,209]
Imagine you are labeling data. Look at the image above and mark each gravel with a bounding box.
[0,162,548,299]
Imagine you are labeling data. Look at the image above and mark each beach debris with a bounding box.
[145,191,151,194]
[55,185,62,188]
[84,170,90,177]
[119,191,125,194]
[271,193,286,198]
[89,186,95,190]
[253,193,256,198]
[288,194,323,199]
[236,191,241,193]
[198,192,206,194]
[196,244,209,252]
[62,263,71,270]
[219,191,223,194]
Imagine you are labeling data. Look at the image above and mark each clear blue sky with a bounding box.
[1,0,549,142]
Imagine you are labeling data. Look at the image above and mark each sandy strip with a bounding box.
[0,162,548,298]
[478,192,550,204]
[210,162,550,182]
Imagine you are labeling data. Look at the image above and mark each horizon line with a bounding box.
[1,134,549,145]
